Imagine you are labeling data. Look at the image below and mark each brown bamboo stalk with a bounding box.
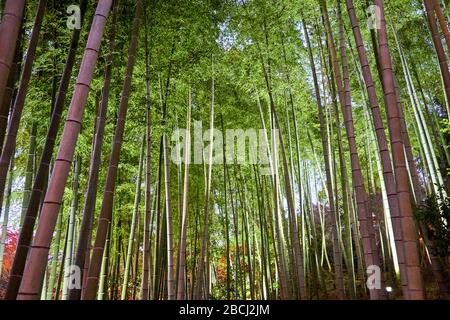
[335,0,380,299]
[375,0,425,300]
[0,0,25,118]
[17,0,114,300]
[432,0,450,54]
[0,30,22,154]
[68,0,118,300]
[176,87,191,300]
[424,0,450,116]
[5,0,88,299]
[302,16,345,299]
[345,0,409,297]
[0,0,48,221]
[141,0,153,299]
[82,0,142,299]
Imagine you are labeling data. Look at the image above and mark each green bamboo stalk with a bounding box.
[62,156,81,299]
[121,136,145,300]
[46,204,64,300]
[20,122,37,226]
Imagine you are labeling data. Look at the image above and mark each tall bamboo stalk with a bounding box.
[141,0,153,300]
[194,63,215,300]
[122,137,145,300]
[62,156,81,300]
[176,87,192,300]
[424,0,450,117]
[375,0,424,299]
[303,16,345,299]
[46,206,64,300]
[82,0,142,299]
[0,0,48,221]
[20,123,37,226]
[69,0,118,300]
[17,0,114,300]
[0,0,25,116]
[6,0,88,299]
[345,0,410,297]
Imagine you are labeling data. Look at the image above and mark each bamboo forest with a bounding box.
[0,0,449,303]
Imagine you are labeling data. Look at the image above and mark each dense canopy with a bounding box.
[0,0,449,300]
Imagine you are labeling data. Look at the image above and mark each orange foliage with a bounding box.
[216,256,227,284]
[0,229,18,298]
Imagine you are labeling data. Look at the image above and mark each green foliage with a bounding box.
[3,0,450,300]
[415,192,450,257]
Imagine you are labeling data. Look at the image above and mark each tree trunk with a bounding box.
[5,0,88,299]
[141,1,153,300]
[424,0,450,117]
[335,0,382,299]
[163,133,175,300]
[121,137,145,300]
[55,212,69,300]
[0,0,25,117]
[62,156,81,299]
[176,87,192,300]
[97,221,112,300]
[20,122,37,226]
[431,0,450,57]
[46,206,63,300]
[0,29,22,154]
[68,0,118,300]
[303,17,345,299]
[375,0,425,299]
[82,1,142,299]
[0,0,48,221]
[345,0,411,298]
[16,0,113,300]
[194,69,215,300]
